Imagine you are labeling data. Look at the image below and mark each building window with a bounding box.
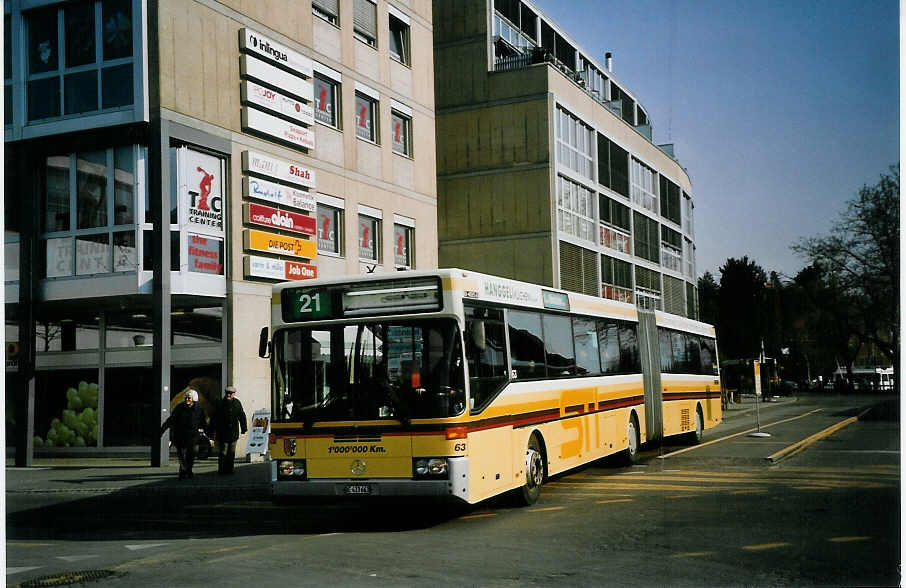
[312,0,339,26]
[391,109,412,157]
[632,211,660,264]
[353,0,377,47]
[5,15,12,123]
[660,176,682,226]
[557,176,595,243]
[394,223,413,269]
[317,203,342,255]
[358,214,380,261]
[355,92,377,142]
[683,192,694,236]
[41,146,141,278]
[556,107,594,179]
[601,254,633,303]
[389,13,410,65]
[314,73,340,128]
[660,226,682,273]
[630,158,658,214]
[597,134,629,198]
[635,265,662,311]
[26,0,134,122]
[600,193,631,255]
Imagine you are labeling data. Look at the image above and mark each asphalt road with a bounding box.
[6,393,900,587]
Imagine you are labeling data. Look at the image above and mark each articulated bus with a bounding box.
[260,269,721,505]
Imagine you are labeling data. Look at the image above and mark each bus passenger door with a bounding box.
[637,310,663,443]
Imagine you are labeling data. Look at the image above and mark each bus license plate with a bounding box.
[344,484,372,495]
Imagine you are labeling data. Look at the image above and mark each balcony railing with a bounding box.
[600,224,631,254]
[661,246,682,273]
[602,284,633,304]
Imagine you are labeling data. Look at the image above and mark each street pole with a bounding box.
[749,359,771,438]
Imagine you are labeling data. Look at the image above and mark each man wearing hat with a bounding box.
[213,385,248,475]
[160,389,204,479]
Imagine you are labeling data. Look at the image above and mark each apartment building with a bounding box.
[5,0,436,458]
[433,0,698,317]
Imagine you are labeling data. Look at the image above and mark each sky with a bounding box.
[532,0,899,280]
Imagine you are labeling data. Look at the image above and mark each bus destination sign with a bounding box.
[283,286,334,321]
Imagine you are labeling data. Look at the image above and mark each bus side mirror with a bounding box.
[258,327,271,359]
[471,320,486,352]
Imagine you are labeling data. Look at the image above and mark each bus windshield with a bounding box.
[272,319,466,423]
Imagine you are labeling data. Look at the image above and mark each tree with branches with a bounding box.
[793,165,899,390]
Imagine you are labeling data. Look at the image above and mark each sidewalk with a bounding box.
[6,456,271,511]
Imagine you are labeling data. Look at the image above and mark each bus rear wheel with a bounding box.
[517,435,544,506]
[621,413,640,465]
[686,405,704,445]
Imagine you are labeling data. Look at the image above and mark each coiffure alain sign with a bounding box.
[245,202,316,236]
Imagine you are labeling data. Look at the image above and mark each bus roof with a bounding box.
[272,268,715,332]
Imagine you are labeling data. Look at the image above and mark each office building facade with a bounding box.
[5,0,436,456]
[434,0,698,318]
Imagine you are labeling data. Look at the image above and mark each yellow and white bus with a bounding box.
[261,268,720,505]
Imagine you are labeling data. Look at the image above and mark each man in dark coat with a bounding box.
[213,386,248,475]
[160,389,204,479]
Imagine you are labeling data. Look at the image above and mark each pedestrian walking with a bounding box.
[160,389,205,479]
[213,385,248,475]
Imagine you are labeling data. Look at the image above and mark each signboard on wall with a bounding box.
[241,80,314,126]
[244,229,317,259]
[242,107,316,151]
[243,176,316,212]
[178,148,225,238]
[242,150,315,189]
[187,233,224,274]
[240,28,314,79]
[245,255,317,281]
[245,203,316,236]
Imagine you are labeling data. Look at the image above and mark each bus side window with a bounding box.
[465,306,508,412]
[618,323,641,373]
[685,333,702,374]
[659,328,674,373]
[597,320,620,374]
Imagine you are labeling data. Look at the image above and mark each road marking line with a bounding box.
[671,552,715,558]
[316,533,343,537]
[730,489,768,495]
[766,408,871,463]
[742,542,791,551]
[57,555,100,562]
[829,536,871,543]
[596,498,633,505]
[659,409,824,458]
[6,567,42,575]
[460,513,497,520]
[204,545,247,555]
[125,543,169,551]
[528,506,565,512]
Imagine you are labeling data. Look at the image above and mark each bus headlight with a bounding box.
[413,458,448,479]
[277,459,307,480]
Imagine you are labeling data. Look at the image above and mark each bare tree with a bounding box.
[793,165,899,389]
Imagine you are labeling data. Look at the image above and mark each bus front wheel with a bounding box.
[517,435,545,506]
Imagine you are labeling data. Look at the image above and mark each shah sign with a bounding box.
[242,150,315,189]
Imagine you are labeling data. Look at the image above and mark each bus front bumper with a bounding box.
[269,457,470,501]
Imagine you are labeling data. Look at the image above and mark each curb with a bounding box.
[764,407,872,464]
